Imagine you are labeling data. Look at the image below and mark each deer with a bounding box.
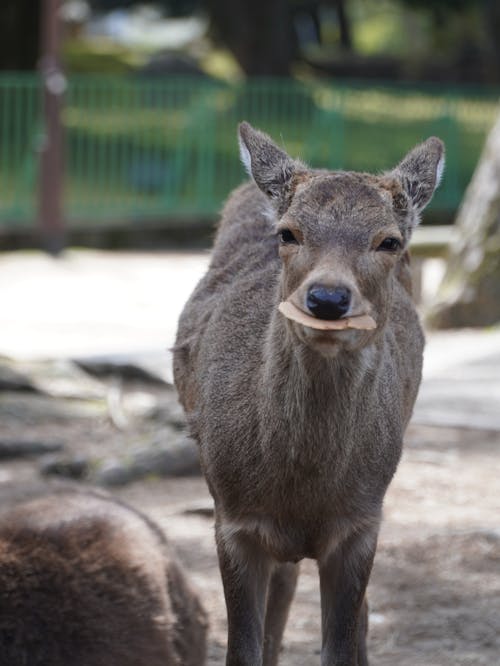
[0,483,207,666]
[173,121,444,665]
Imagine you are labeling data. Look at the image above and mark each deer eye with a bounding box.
[377,237,402,252]
[278,229,298,244]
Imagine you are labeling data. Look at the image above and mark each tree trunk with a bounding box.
[335,0,352,51]
[0,0,41,70]
[482,0,500,83]
[205,0,296,76]
[429,112,500,328]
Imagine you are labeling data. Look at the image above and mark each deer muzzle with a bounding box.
[278,301,377,331]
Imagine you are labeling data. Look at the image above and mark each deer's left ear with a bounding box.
[392,137,445,213]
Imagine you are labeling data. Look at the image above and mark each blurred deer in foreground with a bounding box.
[0,484,207,666]
[174,122,444,665]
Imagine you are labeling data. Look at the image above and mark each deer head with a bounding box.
[238,121,444,356]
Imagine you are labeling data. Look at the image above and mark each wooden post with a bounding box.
[38,0,65,255]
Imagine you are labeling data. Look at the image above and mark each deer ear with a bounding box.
[238,121,298,210]
[393,137,445,213]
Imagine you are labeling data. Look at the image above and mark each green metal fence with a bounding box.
[0,74,41,227]
[0,74,498,229]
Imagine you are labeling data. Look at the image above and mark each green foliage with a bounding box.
[353,2,416,56]
[62,40,151,74]
[398,0,476,10]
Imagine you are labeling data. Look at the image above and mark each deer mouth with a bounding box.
[278,300,377,331]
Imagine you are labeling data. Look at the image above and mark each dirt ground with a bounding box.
[1,370,499,666]
[120,425,500,666]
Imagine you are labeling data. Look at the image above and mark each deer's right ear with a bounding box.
[238,121,298,211]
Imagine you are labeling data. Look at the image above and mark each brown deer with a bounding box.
[174,122,444,665]
[0,483,207,666]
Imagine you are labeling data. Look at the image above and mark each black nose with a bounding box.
[306,285,352,320]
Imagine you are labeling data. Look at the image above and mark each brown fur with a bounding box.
[0,484,207,666]
[174,122,444,665]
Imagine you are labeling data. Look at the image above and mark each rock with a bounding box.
[94,434,201,487]
[74,356,169,386]
[0,440,63,459]
[40,455,90,480]
[0,393,107,426]
[182,501,215,518]
[0,359,106,400]
[0,359,37,393]
[25,359,106,400]
[131,436,200,477]
[144,393,187,429]
[121,390,161,420]
[95,460,138,487]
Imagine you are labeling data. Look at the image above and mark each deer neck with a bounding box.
[258,300,381,463]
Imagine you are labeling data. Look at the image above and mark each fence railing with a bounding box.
[0,74,498,229]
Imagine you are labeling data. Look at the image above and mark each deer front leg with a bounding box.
[263,562,300,666]
[318,528,378,666]
[357,597,369,666]
[216,521,273,666]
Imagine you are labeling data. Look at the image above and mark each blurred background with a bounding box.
[1,0,499,238]
[2,0,500,324]
[0,2,499,664]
